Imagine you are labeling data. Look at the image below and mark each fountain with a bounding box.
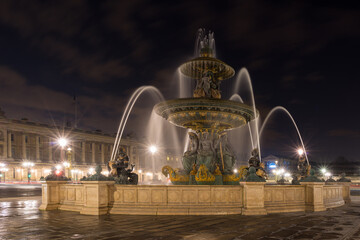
[40,28,349,216]
[154,29,257,185]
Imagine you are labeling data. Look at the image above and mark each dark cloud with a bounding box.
[328,129,360,138]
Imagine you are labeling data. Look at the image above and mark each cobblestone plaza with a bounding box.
[1,195,359,240]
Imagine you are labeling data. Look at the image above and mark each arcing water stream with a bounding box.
[259,106,309,165]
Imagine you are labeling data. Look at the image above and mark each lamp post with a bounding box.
[57,138,72,179]
[22,161,34,183]
[149,145,157,180]
[0,163,8,183]
[58,137,68,162]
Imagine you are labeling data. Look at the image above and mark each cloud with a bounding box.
[0,0,132,82]
[0,66,131,132]
[327,129,360,138]
[41,37,132,82]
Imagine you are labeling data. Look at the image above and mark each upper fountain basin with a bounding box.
[179,57,235,81]
[154,98,257,132]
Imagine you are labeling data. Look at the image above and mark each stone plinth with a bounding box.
[39,181,68,211]
[300,182,326,212]
[241,182,267,215]
[80,181,114,215]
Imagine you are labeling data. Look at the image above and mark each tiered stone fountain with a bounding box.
[155,31,257,185]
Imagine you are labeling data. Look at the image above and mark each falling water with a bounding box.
[146,110,183,170]
[259,106,309,165]
[111,86,165,161]
[233,68,261,160]
[178,69,193,98]
[229,94,254,149]
[229,93,244,103]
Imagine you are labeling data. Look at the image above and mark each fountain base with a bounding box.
[39,180,348,215]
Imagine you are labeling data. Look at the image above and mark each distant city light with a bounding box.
[269,162,277,169]
[63,162,70,168]
[321,168,327,174]
[233,169,238,173]
[55,165,62,170]
[149,145,157,154]
[88,167,95,174]
[22,161,34,167]
[284,172,291,177]
[325,172,331,177]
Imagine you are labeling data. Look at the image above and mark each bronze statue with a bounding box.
[182,132,199,173]
[297,154,309,179]
[248,148,260,168]
[109,147,138,184]
[194,71,212,98]
[215,132,236,174]
[197,132,216,172]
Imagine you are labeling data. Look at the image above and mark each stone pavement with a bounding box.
[0,196,360,240]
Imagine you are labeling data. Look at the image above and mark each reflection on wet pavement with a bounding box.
[0,197,359,239]
[0,184,42,198]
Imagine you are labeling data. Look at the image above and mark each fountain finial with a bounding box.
[196,28,215,57]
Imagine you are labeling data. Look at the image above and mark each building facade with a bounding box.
[0,111,140,182]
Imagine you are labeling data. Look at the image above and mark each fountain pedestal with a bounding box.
[80,181,114,215]
[300,182,326,212]
[241,182,267,215]
[39,181,68,211]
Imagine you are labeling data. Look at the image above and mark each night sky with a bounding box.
[0,1,359,162]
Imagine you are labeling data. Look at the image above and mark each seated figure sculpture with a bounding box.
[248,148,266,178]
[215,132,236,174]
[248,148,260,168]
[197,132,216,172]
[297,155,309,179]
[109,147,138,185]
[182,132,199,173]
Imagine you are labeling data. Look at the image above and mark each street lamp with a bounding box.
[22,161,34,183]
[0,163,8,183]
[57,137,68,162]
[57,138,72,179]
[297,148,304,156]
